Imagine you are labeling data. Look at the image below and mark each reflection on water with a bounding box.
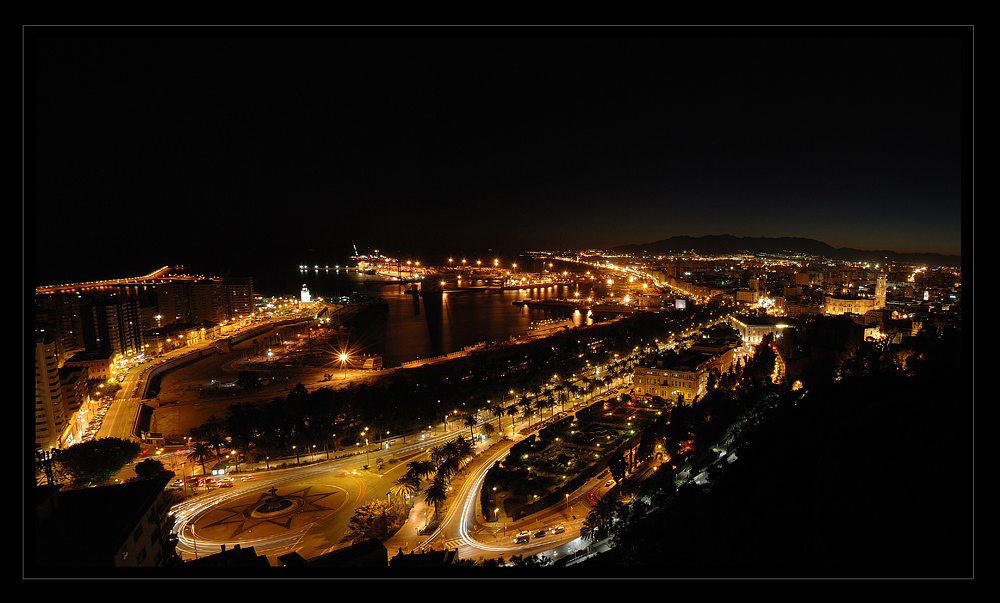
[272,268,597,368]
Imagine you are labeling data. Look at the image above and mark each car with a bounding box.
[605,479,614,487]
[534,530,547,539]
[217,481,233,487]
[513,531,531,544]
[550,525,566,535]
[241,475,255,481]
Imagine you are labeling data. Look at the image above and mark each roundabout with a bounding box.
[180,483,349,544]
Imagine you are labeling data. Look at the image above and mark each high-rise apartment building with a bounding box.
[80,293,142,358]
[34,335,69,451]
[147,278,254,326]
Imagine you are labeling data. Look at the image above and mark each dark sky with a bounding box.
[26,28,967,286]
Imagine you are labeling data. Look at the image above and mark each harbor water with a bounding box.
[254,266,598,369]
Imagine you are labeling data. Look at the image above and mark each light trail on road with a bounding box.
[169,430,468,561]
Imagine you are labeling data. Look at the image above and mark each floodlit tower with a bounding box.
[875,274,887,309]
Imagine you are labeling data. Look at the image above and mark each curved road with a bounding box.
[171,431,459,562]
[170,422,608,564]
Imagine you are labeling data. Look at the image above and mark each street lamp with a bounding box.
[340,353,349,378]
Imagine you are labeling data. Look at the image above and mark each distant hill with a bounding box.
[612,234,961,267]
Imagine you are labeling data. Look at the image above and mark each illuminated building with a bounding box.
[823,274,887,316]
[34,335,69,451]
[728,314,796,346]
[632,346,738,405]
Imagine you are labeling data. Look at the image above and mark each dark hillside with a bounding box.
[573,332,971,578]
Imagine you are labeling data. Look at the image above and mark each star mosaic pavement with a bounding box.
[194,484,348,540]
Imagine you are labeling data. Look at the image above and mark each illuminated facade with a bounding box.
[80,295,141,359]
[632,347,738,404]
[823,274,887,316]
[728,314,796,346]
[34,336,69,451]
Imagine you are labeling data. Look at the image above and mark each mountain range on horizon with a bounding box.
[611,234,961,267]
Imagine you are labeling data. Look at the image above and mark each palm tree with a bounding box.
[479,421,496,441]
[580,516,599,542]
[437,455,460,483]
[463,414,478,440]
[204,430,228,461]
[520,397,535,428]
[424,476,449,521]
[538,393,556,419]
[429,445,447,465]
[589,492,623,538]
[533,385,546,407]
[187,442,214,477]
[442,439,461,461]
[505,404,519,436]
[390,475,420,504]
[489,401,505,434]
[555,381,568,413]
[452,435,474,461]
[406,460,435,481]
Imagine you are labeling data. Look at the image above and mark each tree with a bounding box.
[424,476,449,521]
[608,454,627,484]
[437,455,460,483]
[580,516,599,542]
[505,404,520,435]
[464,414,478,440]
[390,475,421,503]
[520,397,535,427]
[187,442,214,477]
[451,435,474,460]
[134,458,173,481]
[344,498,405,543]
[556,382,569,413]
[538,393,556,418]
[489,401,506,435]
[406,460,435,481]
[56,437,141,486]
[584,492,623,542]
[203,429,228,461]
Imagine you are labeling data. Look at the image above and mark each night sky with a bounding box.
[26,28,967,286]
